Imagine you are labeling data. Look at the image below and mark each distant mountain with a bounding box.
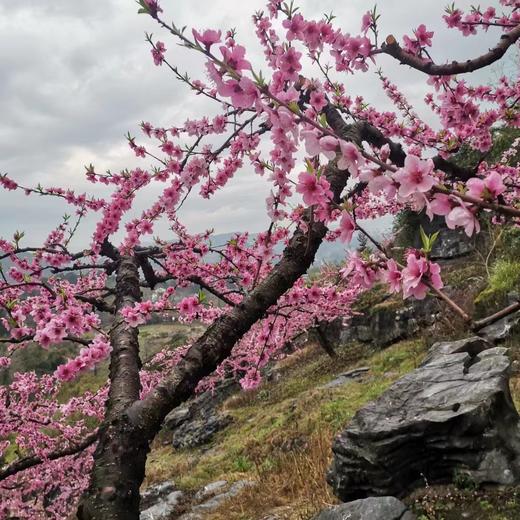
[0,216,391,275]
[209,215,392,265]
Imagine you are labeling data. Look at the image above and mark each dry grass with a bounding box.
[142,338,428,518]
[206,428,338,520]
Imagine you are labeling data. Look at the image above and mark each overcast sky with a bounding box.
[0,0,511,249]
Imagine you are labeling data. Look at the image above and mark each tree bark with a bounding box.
[77,254,144,520]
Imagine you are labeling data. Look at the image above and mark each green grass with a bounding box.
[145,338,427,494]
[475,259,520,316]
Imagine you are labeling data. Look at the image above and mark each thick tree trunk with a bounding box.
[76,419,148,520]
[78,164,348,518]
[77,254,144,520]
[78,112,363,520]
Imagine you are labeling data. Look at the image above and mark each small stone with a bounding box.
[194,480,228,501]
[320,367,370,389]
[313,496,416,520]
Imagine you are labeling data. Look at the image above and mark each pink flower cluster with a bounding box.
[55,335,111,381]
[342,251,443,301]
[295,170,332,207]
[178,295,201,317]
[401,253,443,300]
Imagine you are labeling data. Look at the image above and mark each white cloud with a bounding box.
[0,0,508,249]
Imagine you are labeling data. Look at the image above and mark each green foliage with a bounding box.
[452,127,520,169]
[453,469,478,492]
[232,455,253,472]
[419,226,439,255]
[479,500,494,511]
[475,259,520,315]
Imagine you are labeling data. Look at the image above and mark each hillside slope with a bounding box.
[137,241,520,519]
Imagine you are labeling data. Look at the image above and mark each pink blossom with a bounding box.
[55,363,75,381]
[220,45,251,71]
[151,41,166,66]
[192,28,222,49]
[393,155,436,197]
[341,251,377,289]
[277,47,302,81]
[282,13,306,40]
[301,129,321,156]
[382,259,402,293]
[319,136,339,159]
[296,171,332,206]
[338,141,363,176]
[339,211,356,243]
[361,11,373,33]
[429,193,452,216]
[178,296,201,317]
[466,171,505,200]
[402,253,443,300]
[415,24,434,47]
[219,77,259,109]
[143,0,162,16]
[367,174,396,198]
[429,262,443,291]
[310,90,327,112]
[402,254,428,299]
[445,204,480,236]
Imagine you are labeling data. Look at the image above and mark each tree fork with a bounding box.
[78,114,357,519]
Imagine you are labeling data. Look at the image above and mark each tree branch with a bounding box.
[125,118,358,439]
[473,301,520,331]
[378,25,520,76]
[0,432,97,482]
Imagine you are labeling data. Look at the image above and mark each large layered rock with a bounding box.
[328,337,520,501]
[324,296,439,348]
[314,497,416,520]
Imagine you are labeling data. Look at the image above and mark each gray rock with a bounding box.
[320,367,370,389]
[479,311,520,343]
[326,297,440,348]
[179,480,254,520]
[165,378,239,449]
[328,339,520,501]
[191,480,254,511]
[193,479,228,501]
[140,481,183,520]
[420,336,491,366]
[314,496,416,520]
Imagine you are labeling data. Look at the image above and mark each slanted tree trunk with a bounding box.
[77,115,390,520]
[77,163,349,519]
